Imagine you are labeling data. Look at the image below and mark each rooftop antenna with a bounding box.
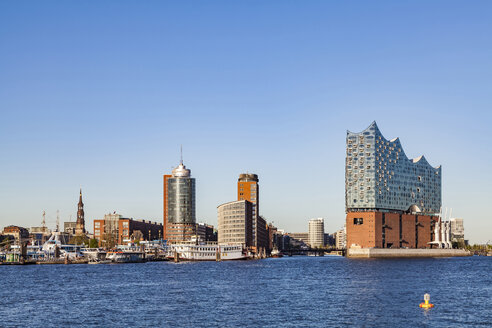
[56,210,60,232]
[180,144,183,164]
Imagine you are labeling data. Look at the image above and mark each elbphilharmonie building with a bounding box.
[345,122,442,249]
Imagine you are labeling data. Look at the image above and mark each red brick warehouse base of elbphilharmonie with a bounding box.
[346,212,439,249]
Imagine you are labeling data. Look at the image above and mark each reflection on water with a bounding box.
[0,256,490,327]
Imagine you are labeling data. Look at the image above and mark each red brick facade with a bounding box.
[346,211,437,249]
[401,214,416,248]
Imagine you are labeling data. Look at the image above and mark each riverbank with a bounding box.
[347,248,472,258]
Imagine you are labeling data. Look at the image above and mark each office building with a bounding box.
[118,219,162,244]
[162,174,172,240]
[238,173,262,249]
[345,122,442,249]
[324,233,335,247]
[64,221,77,235]
[164,160,196,243]
[217,200,253,248]
[196,223,217,242]
[2,225,29,242]
[94,213,163,246]
[287,232,309,244]
[268,223,278,251]
[308,218,325,247]
[257,215,269,252]
[272,230,288,251]
[29,226,51,244]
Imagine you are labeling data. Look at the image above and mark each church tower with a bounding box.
[75,188,86,235]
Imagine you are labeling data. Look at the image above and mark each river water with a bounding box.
[1,256,490,327]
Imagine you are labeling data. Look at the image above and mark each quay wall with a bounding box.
[347,248,472,258]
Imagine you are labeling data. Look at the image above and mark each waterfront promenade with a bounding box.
[1,256,490,327]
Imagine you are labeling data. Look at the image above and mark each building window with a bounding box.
[353,218,363,225]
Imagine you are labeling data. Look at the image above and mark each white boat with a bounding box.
[88,259,112,264]
[106,251,145,263]
[81,248,107,260]
[42,233,84,259]
[270,248,283,258]
[168,243,246,261]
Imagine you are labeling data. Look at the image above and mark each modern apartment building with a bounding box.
[450,218,464,241]
[335,227,346,249]
[217,200,253,248]
[308,218,325,247]
[164,160,196,243]
[345,122,442,249]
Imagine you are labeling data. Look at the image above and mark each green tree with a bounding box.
[88,238,99,248]
[68,235,89,245]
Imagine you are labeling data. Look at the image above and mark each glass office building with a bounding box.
[167,162,196,225]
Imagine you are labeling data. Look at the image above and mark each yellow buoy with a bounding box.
[419,293,434,308]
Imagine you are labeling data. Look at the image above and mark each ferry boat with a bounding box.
[106,251,145,263]
[81,248,107,261]
[167,243,246,261]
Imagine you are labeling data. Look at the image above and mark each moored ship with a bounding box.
[167,243,246,261]
[106,251,145,263]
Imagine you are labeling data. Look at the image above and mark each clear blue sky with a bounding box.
[1,1,491,244]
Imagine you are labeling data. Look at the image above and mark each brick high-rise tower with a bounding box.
[75,188,86,235]
[238,174,259,247]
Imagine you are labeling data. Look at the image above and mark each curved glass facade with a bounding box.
[167,177,196,224]
[345,122,441,215]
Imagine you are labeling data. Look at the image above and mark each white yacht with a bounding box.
[42,232,84,259]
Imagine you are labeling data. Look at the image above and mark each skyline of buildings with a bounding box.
[0,122,471,248]
[2,1,491,246]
